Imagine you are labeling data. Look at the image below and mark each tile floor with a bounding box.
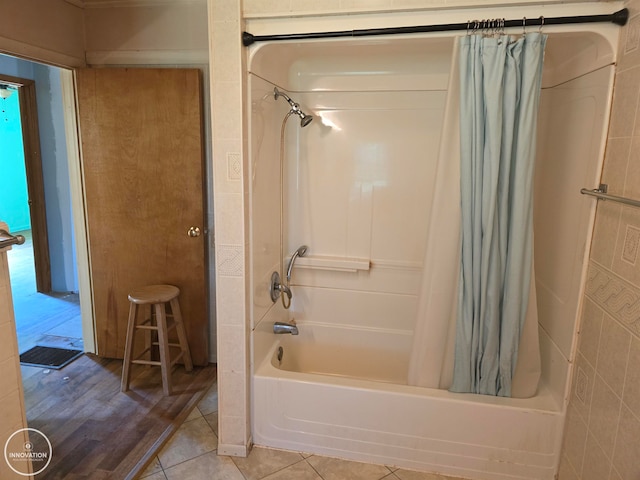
[141,383,466,480]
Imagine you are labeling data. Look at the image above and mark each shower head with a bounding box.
[299,113,313,128]
[274,87,313,128]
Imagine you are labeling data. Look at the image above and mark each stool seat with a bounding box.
[121,284,193,395]
[128,285,180,304]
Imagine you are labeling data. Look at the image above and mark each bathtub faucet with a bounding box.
[276,282,292,300]
[270,271,292,302]
[273,321,299,335]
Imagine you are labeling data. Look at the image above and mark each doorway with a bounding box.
[0,55,84,360]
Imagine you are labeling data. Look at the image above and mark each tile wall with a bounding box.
[208,0,251,456]
[558,2,640,479]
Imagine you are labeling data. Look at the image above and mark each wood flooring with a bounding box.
[22,355,216,479]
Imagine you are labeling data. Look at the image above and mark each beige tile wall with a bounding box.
[559,2,640,479]
[0,223,31,479]
[208,0,251,456]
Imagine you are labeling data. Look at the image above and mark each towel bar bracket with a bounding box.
[580,183,640,209]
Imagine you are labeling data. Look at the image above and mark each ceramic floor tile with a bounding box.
[232,446,305,480]
[306,455,393,480]
[185,406,203,422]
[141,471,168,480]
[394,469,465,480]
[204,411,218,435]
[164,451,244,480]
[262,459,323,479]
[140,456,163,477]
[197,383,219,415]
[158,417,218,469]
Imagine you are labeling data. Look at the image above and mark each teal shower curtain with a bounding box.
[450,32,547,397]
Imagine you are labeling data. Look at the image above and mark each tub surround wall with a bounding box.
[249,23,616,393]
[559,0,640,478]
[250,74,287,329]
[534,65,614,407]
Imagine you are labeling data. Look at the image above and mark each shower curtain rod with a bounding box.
[242,8,628,46]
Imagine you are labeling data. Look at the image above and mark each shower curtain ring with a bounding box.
[539,16,544,32]
[523,16,527,36]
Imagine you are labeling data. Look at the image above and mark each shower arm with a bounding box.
[274,87,313,127]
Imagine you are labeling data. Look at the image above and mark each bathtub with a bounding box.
[248,13,618,480]
[253,320,563,480]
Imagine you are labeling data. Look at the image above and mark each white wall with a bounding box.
[83,1,208,65]
[0,0,84,67]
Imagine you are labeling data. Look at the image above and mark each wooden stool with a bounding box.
[121,285,193,395]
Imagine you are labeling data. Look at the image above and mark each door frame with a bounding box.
[0,73,51,293]
[61,69,96,353]
[0,70,96,353]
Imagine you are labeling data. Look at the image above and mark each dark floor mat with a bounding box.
[20,345,83,369]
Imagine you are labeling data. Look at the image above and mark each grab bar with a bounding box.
[580,184,640,209]
[0,229,26,249]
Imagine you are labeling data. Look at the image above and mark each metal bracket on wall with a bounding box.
[580,183,640,209]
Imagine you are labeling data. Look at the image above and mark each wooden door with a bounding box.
[76,68,208,366]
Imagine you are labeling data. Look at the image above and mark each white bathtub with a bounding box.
[253,321,564,480]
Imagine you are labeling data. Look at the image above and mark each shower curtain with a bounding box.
[408,33,545,398]
[452,32,546,397]
[407,39,462,391]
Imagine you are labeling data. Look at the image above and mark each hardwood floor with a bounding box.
[22,356,216,479]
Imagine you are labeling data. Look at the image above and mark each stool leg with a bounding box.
[155,303,172,395]
[170,297,193,372]
[121,302,138,392]
[144,304,152,368]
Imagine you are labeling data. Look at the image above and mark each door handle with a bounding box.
[187,226,201,238]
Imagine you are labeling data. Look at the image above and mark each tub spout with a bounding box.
[273,321,299,335]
